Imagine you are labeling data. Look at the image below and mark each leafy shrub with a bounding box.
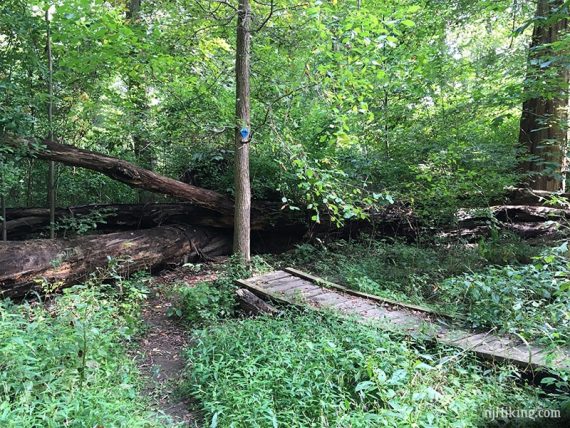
[438,243,570,346]
[101,269,151,328]
[54,207,118,238]
[0,286,160,427]
[171,254,272,325]
[173,281,236,325]
[184,312,552,427]
[476,228,536,265]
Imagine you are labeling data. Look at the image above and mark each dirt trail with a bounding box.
[137,267,217,427]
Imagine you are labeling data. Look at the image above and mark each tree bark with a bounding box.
[506,187,570,207]
[5,216,46,238]
[0,225,231,299]
[1,135,235,215]
[5,203,235,237]
[126,0,141,20]
[519,0,569,191]
[1,195,6,241]
[234,0,252,261]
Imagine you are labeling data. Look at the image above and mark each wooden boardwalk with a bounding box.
[237,268,570,371]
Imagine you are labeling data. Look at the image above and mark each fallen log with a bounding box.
[451,205,570,241]
[0,225,231,299]
[5,204,235,238]
[7,202,569,243]
[5,216,47,238]
[4,203,305,243]
[506,187,570,207]
[1,134,235,215]
[457,205,570,232]
[458,205,570,225]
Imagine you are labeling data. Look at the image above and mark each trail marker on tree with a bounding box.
[233,0,252,262]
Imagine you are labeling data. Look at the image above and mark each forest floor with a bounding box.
[136,267,217,427]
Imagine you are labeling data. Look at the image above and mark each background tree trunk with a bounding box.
[46,8,56,238]
[126,0,155,203]
[519,0,569,191]
[234,0,252,261]
[1,195,6,241]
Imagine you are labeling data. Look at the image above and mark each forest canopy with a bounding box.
[1,0,568,227]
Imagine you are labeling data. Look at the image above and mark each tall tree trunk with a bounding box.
[234,0,252,261]
[519,0,569,191]
[126,0,155,203]
[1,195,6,241]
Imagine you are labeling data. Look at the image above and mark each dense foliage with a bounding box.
[2,0,564,224]
[0,279,160,427]
[438,243,570,346]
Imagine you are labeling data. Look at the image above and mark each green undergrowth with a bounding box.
[169,255,272,326]
[0,276,162,427]
[183,311,565,428]
[437,243,570,346]
[270,236,568,348]
[270,233,540,308]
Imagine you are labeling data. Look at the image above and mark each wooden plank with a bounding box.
[310,292,349,308]
[279,283,322,296]
[449,332,502,350]
[236,279,299,306]
[296,288,331,299]
[268,286,315,301]
[252,270,291,283]
[333,299,377,312]
[358,308,393,319]
[263,277,311,292]
[262,274,297,284]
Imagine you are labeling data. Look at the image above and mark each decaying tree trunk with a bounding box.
[0,225,231,298]
[506,187,570,207]
[5,203,235,237]
[5,216,47,238]
[4,202,304,241]
[453,205,570,240]
[236,288,279,316]
[7,201,568,243]
[1,135,235,215]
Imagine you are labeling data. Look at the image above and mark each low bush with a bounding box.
[172,281,236,325]
[438,243,570,346]
[170,255,272,325]
[0,282,160,427]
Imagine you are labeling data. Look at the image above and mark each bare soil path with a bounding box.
[136,267,217,427]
